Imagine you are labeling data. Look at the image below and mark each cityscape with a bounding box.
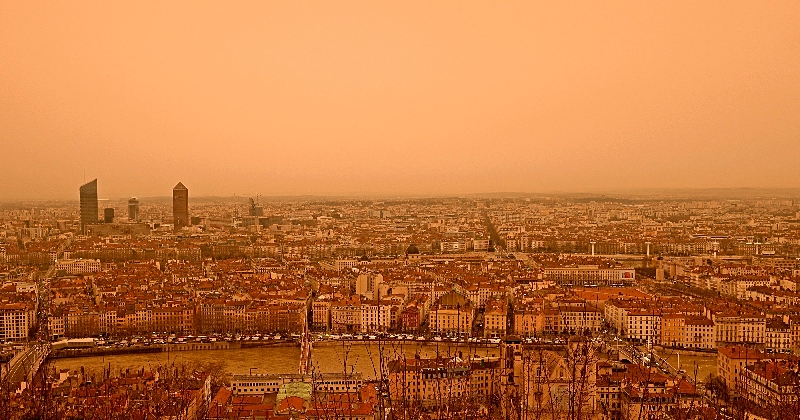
[1,184,800,419]
[2,2,799,420]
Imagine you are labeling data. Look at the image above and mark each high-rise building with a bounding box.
[79,179,98,231]
[173,182,189,231]
[128,197,139,221]
[249,197,264,217]
[103,208,114,224]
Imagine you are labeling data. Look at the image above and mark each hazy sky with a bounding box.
[2,1,799,200]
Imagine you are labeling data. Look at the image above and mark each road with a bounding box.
[1,344,50,388]
[482,211,505,250]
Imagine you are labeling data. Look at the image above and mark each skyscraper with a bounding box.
[248,197,264,217]
[103,208,114,224]
[173,182,189,231]
[79,179,98,231]
[128,197,139,221]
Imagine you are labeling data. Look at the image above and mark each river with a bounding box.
[652,350,718,382]
[50,341,502,379]
[49,341,718,381]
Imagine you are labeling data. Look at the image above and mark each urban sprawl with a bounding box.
[1,181,799,419]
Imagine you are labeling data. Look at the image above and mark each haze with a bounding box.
[1,1,799,200]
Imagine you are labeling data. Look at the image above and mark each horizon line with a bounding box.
[3,186,800,203]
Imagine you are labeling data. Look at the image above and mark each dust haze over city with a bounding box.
[1,2,800,420]
[2,1,800,200]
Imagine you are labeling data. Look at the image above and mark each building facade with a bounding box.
[173,182,189,231]
[79,179,99,231]
[128,197,139,221]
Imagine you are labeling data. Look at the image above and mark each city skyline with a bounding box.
[2,1,799,200]
[4,184,800,205]
[4,179,800,419]
[3,2,800,419]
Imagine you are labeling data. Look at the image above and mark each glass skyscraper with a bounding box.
[79,179,98,231]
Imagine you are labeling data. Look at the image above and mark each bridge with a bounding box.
[617,345,690,383]
[1,343,51,391]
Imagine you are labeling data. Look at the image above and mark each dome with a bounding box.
[406,243,419,255]
[438,290,469,307]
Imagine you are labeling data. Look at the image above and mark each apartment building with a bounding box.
[55,258,102,275]
[430,291,474,334]
[387,357,472,405]
[0,302,35,341]
[742,360,800,410]
[625,309,662,344]
[543,265,635,287]
[765,318,791,353]
[483,298,507,338]
[717,345,768,391]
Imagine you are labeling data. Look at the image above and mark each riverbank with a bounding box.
[652,345,717,357]
[48,342,503,379]
[49,340,299,359]
[650,347,718,380]
[49,338,497,360]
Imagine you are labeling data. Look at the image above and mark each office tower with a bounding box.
[79,179,99,231]
[103,208,114,224]
[173,182,189,231]
[128,197,139,221]
[249,198,256,216]
[248,197,264,217]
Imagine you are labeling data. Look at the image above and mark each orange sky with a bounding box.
[1,1,799,200]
